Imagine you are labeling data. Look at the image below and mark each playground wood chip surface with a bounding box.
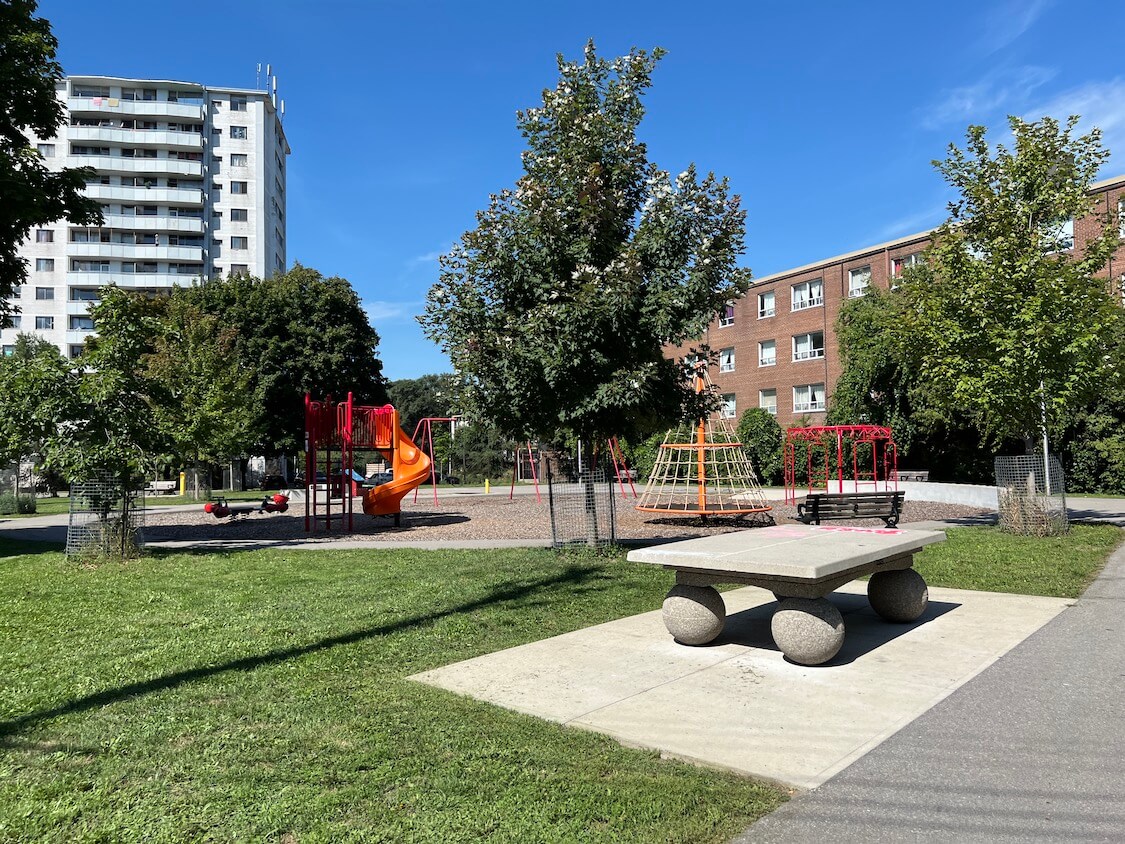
[143,495,991,544]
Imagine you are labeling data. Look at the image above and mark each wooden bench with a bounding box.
[145,480,177,495]
[797,491,905,528]
[897,470,930,482]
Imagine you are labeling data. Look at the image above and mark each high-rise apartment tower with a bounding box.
[2,75,290,358]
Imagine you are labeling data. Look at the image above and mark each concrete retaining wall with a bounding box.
[900,481,999,510]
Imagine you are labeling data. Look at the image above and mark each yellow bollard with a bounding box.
[484,479,490,494]
[179,471,186,496]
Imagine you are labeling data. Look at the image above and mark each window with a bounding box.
[791,279,823,311]
[720,394,737,419]
[37,143,55,158]
[68,345,84,359]
[758,339,776,367]
[718,302,735,327]
[719,347,735,373]
[1045,218,1074,251]
[69,315,94,331]
[70,229,110,243]
[70,260,110,272]
[231,208,248,222]
[70,288,99,301]
[230,181,247,194]
[35,287,53,300]
[1119,199,1125,238]
[211,128,222,137]
[757,290,775,318]
[231,264,249,275]
[793,331,825,361]
[8,315,20,329]
[35,229,53,243]
[35,316,54,330]
[230,96,247,112]
[229,126,247,139]
[794,383,826,413]
[211,158,221,173]
[230,236,248,249]
[2,346,13,356]
[212,182,222,192]
[73,84,109,98]
[891,252,923,278]
[231,153,247,166]
[36,258,54,271]
[759,389,777,415]
[848,266,871,298]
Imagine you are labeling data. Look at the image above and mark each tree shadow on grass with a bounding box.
[0,564,609,742]
[0,537,65,558]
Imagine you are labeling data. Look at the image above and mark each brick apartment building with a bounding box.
[687,174,1125,427]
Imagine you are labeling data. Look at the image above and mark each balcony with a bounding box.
[70,155,203,177]
[68,97,203,120]
[66,301,96,315]
[66,271,196,289]
[66,242,204,261]
[68,126,203,150]
[66,329,94,345]
[84,184,204,205]
[100,214,204,233]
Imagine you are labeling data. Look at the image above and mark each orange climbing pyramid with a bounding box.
[635,369,772,516]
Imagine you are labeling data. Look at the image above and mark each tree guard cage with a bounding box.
[636,369,771,517]
[783,425,899,505]
[304,393,397,532]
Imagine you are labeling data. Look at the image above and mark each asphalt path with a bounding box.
[735,509,1125,843]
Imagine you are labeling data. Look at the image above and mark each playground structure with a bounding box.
[783,424,899,505]
[204,493,289,519]
[410,416,461,505]
[635,368,771,518]
[304,394,431,532]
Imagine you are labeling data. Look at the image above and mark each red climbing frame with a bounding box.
[783,425,899,505]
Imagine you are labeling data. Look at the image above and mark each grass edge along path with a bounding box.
[0,545,786,843]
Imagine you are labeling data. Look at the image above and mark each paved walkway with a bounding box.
[734,533,1125,843]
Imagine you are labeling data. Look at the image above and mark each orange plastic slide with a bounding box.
[361,425,431,516]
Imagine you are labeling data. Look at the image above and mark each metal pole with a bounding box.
[1041,379,1051,495]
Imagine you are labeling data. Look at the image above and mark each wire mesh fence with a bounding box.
[994,454,1068,536]
[545,464,617,548]
[66,472,146,558]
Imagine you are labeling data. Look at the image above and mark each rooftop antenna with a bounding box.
[256,63,261,89]
[280,99,285,121]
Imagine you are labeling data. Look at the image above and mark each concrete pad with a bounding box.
[412,583,1069,789]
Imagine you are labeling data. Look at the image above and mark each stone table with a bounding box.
[627,524,947,665]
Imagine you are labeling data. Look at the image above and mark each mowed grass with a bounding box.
[2,490,271,519]
[913,524,1123,597]
[0,543,785,843]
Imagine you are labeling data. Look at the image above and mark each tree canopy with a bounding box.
[904,116,1121,448]
[0,0,101,326]
[420,42,751,448]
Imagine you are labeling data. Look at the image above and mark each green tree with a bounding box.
[420,42,751,451]
[141,296,263,497]
[906,116,1122,452]
[386,373,457,434]
[180,265,388,454]
[0,333,80,470]
[735,407,783,486]
[0,0,102,327]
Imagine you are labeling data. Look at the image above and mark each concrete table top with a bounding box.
[627,524,946,582]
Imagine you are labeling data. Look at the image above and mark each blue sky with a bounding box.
[43,0,1125,380]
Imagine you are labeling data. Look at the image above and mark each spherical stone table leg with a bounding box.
[662,584,726,645]
[868,568,929,623]
[770,597,845,665]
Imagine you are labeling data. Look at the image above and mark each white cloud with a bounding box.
[364,300,421,323]
[873,206,946,241]
[409,250,443,265]
[922,65,1055,130]
[977,0,1052,53]
[1027,78,1125,168]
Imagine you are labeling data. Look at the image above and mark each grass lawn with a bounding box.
[0,542,785,843]
[913,524,1122,597]
[2,490,277,519]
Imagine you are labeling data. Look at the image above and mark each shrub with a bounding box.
[0,493,37,515]
[736,408,784,485]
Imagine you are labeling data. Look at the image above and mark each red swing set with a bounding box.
[783,424,900,505]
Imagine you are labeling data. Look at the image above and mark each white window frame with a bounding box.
[793,383,826,413]
[719,347,735,373]
[718,302,735,328]
[791,279,823,311]
[792,332,825,362]
[848,266,871,298]
[757,290,775,319]
[758,389,777,415]
[720,393,737,419]
[758,339,776,367]
[891,252,923,278]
